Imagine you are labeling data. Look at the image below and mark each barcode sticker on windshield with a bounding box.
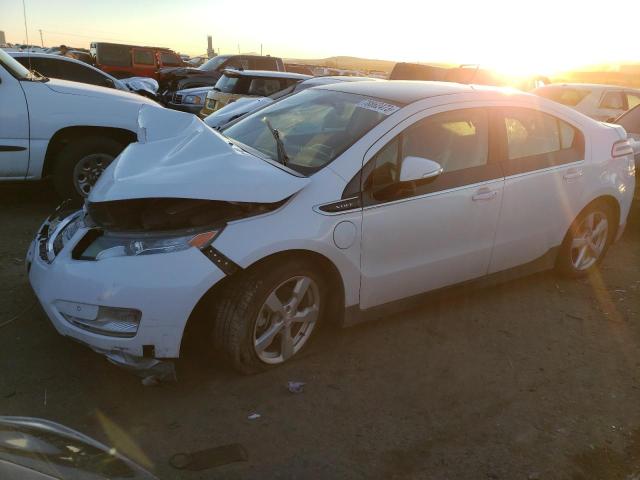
[356,99,399,115]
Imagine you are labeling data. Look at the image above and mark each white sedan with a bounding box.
[27,81,636,375]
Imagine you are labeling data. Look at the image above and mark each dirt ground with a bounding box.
[1,182,639,480]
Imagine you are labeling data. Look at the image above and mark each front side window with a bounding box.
[363,108,493,203]
[224,89,399,175]
[160,53,181,66]
[61,62,111,86]
[133,50,155,66]
[214,74,242,93]
[600,91,625,110]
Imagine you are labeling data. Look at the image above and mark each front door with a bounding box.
[0,64,29,179]
[359,106,504,310]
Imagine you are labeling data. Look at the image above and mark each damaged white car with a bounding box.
[27,81,636,376]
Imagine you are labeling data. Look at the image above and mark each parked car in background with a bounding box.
[27,81,634,376]
[0,49,157,200]
[203,75,379,129]
[198,69,310,118]
[10,52,159,100]
[158,54,285,102]
[614,104,640,189]
[534,83,640,121]
[166,85,214,114]
[90,41,184,79]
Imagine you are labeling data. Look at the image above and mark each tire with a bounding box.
[556,201,615,278]
[52,136,125,202]
[214,259,327,374]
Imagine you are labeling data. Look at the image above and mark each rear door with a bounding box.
[0,64,30,178]
[489,107,586,273]
[131,48,156,78]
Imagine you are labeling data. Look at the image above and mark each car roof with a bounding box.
[222,69,310,80]
[315,80,503,104]
[539,83,640,92]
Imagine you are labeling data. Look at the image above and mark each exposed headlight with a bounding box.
[183,95,203,105]
[81,229,221,260]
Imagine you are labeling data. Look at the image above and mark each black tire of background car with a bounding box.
[213,259,327,374]
[52,136,125,202]
[555,201,615,278]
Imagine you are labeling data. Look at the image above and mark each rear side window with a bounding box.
[97,44,131,67]
[626,92,640,110]
[247,78,284,96]
[600,91,625,110]
[536,87,590,106]
[250,57,278,71]
[133,50,155,66]
[616,105,640,135]
[502,108,584,171]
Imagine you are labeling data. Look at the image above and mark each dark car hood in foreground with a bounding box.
[0,416,158,480]
[90,105,310,203]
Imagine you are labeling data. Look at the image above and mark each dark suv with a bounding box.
[158,54,285,102]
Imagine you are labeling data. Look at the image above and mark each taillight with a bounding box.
[612,139,634,158]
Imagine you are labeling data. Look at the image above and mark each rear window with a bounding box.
[250,57,279,71]
[536,87,590,106]
[96,44,131,67]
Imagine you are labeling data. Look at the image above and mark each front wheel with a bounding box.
[556,202,614,277]
[52,137,125,201]
[214,261,326,374]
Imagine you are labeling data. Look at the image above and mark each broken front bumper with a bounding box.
[27,220,225,373]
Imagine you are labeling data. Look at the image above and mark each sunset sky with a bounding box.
[3,0,639,76]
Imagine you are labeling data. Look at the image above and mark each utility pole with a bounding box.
[260,43,263,56]
[237,43,240,54]
[38,29,43,47]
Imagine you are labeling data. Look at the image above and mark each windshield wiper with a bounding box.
[263,118,289,166]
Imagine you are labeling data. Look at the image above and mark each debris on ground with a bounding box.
[141,376,160,387]
[287,381,305,394]
[169,443,248,471]
[247,413,261,420]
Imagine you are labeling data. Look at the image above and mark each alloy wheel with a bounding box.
[253,275,320,364]
[570,211,608,271]
[72,153,115,197]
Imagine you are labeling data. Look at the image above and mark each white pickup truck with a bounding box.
[0,49,157,200]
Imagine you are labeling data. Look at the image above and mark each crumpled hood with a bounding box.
[45,78,156,104]
[90,105,310,203]
[204,96,274,128]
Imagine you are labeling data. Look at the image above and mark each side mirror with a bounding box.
[103,77,115,88]
[399,156,443,182]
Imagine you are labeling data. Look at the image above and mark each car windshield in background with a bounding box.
[199,55,230,71]
[223,89,400,175]
[536,87,590,106]
[0,48,33,79]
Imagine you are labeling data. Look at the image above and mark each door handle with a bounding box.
[472,188,498,201]
[563,168,583,181]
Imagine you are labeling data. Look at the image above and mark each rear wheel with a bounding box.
[52,136,125,201]
[214,260,326,374]
[556,202,614,277]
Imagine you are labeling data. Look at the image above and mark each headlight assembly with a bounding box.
[79,229,221,260]
[183,95,202,105]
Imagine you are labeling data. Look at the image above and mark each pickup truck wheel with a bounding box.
[52,137,125,201]
[214,260,327,374]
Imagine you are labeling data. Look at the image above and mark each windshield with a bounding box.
[223,89,400,175]
[199,55,230,71]
[0,49,33,79]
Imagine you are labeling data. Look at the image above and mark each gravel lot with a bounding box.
[1,182,639,480]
